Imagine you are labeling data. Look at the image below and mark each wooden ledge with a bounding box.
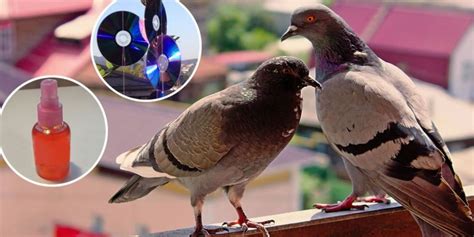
[145,186,474,237]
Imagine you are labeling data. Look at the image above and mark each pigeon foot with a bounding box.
[313,195,368,212]
[357,194,391,204]
[223,219,274,237]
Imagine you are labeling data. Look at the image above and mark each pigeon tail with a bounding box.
[109,175,170,203]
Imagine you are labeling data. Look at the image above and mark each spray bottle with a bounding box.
[32,79,70,181]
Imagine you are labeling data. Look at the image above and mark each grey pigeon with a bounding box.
[281,4,473,237]
[109,56,321,237]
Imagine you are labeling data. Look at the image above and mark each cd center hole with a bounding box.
[153,15,160,31]
[115,30,132,47]
[157,54,169,72]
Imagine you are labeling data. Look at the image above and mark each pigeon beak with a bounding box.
[303,75,322,89]
[281,25,299,41]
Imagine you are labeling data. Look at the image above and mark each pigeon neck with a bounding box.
[314,27,378,82]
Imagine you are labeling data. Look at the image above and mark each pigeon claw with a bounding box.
[357,195,391,204]
[314,202,368,212]
[313,194,369,212]
[222,219,274,237]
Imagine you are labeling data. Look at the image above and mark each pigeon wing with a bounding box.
[383,61,469,204]
[117,88,239,178]
[324,71,473,236]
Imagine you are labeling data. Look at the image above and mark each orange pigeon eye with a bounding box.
[306,16,316,23]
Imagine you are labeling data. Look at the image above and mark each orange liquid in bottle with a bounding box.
[32,122,70,181]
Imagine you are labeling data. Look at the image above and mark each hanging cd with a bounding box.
[145,0,167,42]
[145,35,181,91]
[97,11,148,66]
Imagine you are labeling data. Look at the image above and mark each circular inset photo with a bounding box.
[91,0,202,102]
[0,76,108,187]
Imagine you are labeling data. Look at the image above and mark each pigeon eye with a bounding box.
[282,68,290,74]
[306,16,316,23]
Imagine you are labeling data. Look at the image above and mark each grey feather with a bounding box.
[109,175,170,203]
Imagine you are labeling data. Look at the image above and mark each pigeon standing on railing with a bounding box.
[109,56,321,237]
[281,4,473,237]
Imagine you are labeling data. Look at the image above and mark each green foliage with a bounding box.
[241,28,277,51]
[207,5,277,52]
[300,165,352,209]
[97,60,118,77]
[105,60,114,69]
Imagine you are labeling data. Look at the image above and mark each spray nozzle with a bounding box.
[37,79,63,128]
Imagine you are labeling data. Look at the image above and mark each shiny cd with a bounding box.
[145,0,167,42]
[97,11,148,66]
[145,35,181,91]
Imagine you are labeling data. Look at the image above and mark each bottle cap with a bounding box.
[37,79,63,128]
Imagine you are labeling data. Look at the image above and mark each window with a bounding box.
[461,61,473,100]
[0,21,14,61]
[462,61,473,81]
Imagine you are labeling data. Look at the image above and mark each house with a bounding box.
[174,57,228,102]
[330,1,474,100]
[267,0,474,100]
[0,0,94,63]
[209,50,273,72]
[0,63,29,105]
[0,0,111,101]
[0,0,231,103]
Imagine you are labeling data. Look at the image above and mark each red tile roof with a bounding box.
[331,1,381,35]
[15,35,91,78]
[1,0,93,19]
[209,51,273,66]
[368,5,473,88]
[191,57,228,83]
[329,1,474,88]
[369,6,474,56]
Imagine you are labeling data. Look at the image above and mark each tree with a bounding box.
[207,5,277,52]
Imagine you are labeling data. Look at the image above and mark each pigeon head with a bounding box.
[281,5,352,45]
[281,4,377,78]
[251,56,321,92]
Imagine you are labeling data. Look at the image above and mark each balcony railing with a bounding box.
[147,185,474,237]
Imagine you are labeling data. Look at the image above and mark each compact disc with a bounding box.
[145,0,167,42]
[145,35,181,91]
[97,11,148,66]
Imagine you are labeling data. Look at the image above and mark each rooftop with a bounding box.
[190,57,228,83]
[369,5,473,57]
[331,1,381,36]
[0,0,92,20]
[209,51,273,67]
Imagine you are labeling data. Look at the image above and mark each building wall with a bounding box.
[449,25,474,101]
[181,0,210,52]
[10,14,71,63]
[372,46,450,88]
[0,169,196,237]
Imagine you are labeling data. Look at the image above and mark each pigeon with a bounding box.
[109,56,321,237]
[281,4,473,237]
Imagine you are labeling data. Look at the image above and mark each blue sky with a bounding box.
[92,0,202,61]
